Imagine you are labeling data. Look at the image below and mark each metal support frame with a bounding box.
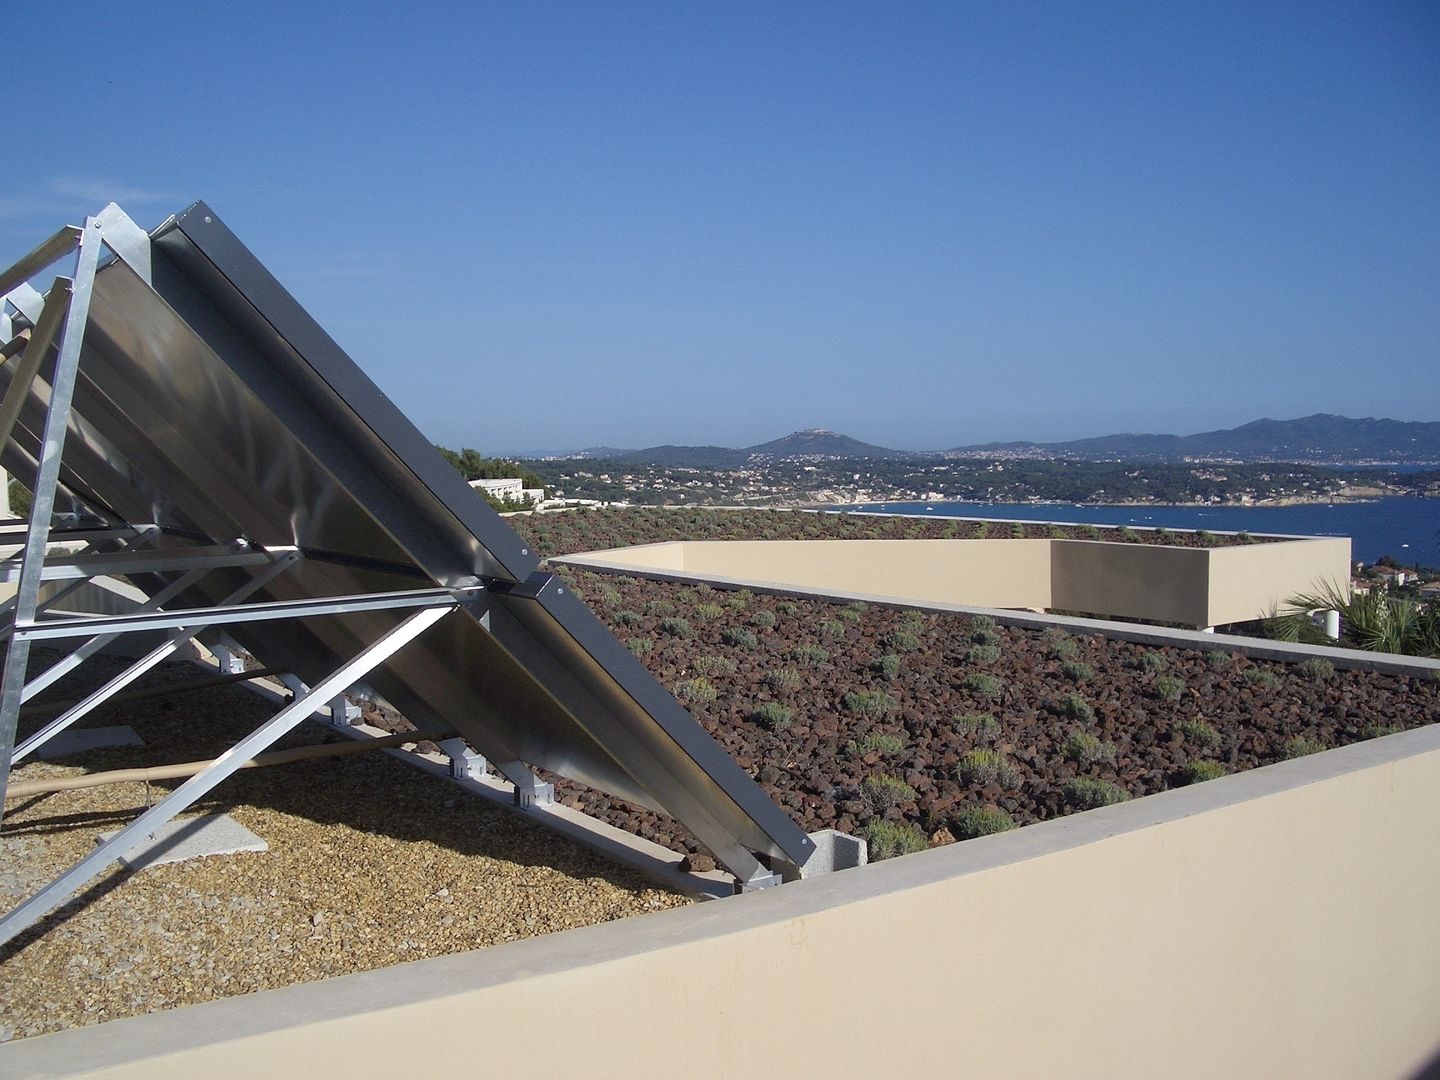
[0,603,457,947]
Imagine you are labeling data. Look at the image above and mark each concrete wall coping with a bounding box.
[551,553,1439,678]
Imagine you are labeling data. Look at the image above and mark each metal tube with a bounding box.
[4,728,453,800]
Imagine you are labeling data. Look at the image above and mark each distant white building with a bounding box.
[469,477,545,504]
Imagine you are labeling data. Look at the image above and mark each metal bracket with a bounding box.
[495,760,554,808]
[440,738,488,781]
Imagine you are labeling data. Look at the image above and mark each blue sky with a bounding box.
[5,1,1438,454]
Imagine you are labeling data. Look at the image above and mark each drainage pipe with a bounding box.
[5,728,455,800]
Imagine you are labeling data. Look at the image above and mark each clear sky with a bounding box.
[5,1,1438,454]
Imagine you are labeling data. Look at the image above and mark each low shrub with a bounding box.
[962,673,1004,698]
[1296,656,1335,682]
[1062,777,1130,810]
[1049,526,1068,540]
[971,627,1002,647]
[1060,730,1116,766]
[819,619,847,641]
[967,644,1002,665]
[1058,692,1094,723]
[884,629,923,653]
[1179,760,1226,784]
[1060,659,1093,683]
[957,749,1019,787]
[751,610,776,629]
[658,616,693,638]
[863,819,928,861]
[765,667,802,693]
[614,610,642,627]
[1048,637,1080,660]
[971,615,997,631]
[871,654,902,680]
[1139,651,1168,674]
[751,702,793,732]
[626,637,652,657]
[645,599,676,617]
[787,644,830,667]
[1243,667,1280,689]
[1283,735,1326,758]
[776,601,799,616]
[838,607,864,624]
[1153,675,1186,702]
[1080,524,1100,539]
[844,689,899,717]
[950,805,1016,840]
[671,677,718,704]
[692,655,738,677]
[725,589,752,610]
[693,602,725,621]
[862,773,918,811]
[722,626,759,648]
[953,712,1001,740]
[845,732,906,757]
[1009,522,1026,538]
[599,587,623,608]
[1361,722,1402,739]
[1176,716,1221,750]
[900,608,927,627]
[1205,649,1232,670]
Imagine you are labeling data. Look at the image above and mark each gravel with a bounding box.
[0,651,689,1043]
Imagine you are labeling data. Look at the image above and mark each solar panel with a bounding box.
[0,203,813,942]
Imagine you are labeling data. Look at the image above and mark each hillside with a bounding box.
[948,414,1440,464]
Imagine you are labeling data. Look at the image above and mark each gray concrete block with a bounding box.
[35,725,143,759]
[99,814,268,871]
[801,829,867,877]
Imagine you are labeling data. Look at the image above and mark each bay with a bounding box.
[838,497,1440,569]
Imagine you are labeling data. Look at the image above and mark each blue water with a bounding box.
[839,497,1440,568]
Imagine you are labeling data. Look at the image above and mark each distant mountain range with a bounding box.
[947,414,1440,464]
[545,415,1440,466]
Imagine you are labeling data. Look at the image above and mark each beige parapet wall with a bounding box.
[561,535,1352,628]
[8,725,1439,1079]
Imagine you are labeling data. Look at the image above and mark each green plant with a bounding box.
[671,677,718,704]
[787,644,830,667]
[962,673,1003,698]
[845,732,905,757]
[820,619,847,641]
[1080,524,1100,540]
[971,521,990,539]
[971,615,997,631]
[1058,692,1095,723]
[871,654,902,680]
[626,637,652,657]
[615,610,642,627]
[750,610,777,629]
[862,773,918,810]
[1243,667,1280,689]
[884,629,922,653]
[1062,777,1130,810]
[598,587,623,608]
[1179,760,1226,784]
[645,599,676,617]
[751,702,793,732]
[722,627,759,648]
[658,616,693,638]
[1282,735,1326,759]
[695,603,726,622]
[692,655,737,677]
[950,805,1016,840]
[967,644,1001,665]
[900,608,926,627]
[776,601,799,616]
[838,607,864,624]
[725,588,752,610]
[953,712,1001,740]
[1360,722,1402,739]
[1060,660,1093,683]
[971,627,1002,647]
[1049,526,1068,540]
[957,749,1019,787]
[1205,649,1232,670]
[1060,731,1115,766]
[1009,522,1026,539]
[863,819,928,861]
[1269,582,1440,659]
[1048,637,1080,660]
[1296,656,1335,682]
[1139,651,1168,674]
[1176,716,1221,750]
[765,667,802,693]
[844,689,899,717]
[1153,675,1186,702]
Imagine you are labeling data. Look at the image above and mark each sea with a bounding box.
[834,496,1440,569]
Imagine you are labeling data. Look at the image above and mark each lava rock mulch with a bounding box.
[545,568,1438,861]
